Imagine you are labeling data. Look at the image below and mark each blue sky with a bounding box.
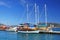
[0,0,60,25]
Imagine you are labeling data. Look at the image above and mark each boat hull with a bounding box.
[39,30,60,34]
[6,29,17,32]
[18,30,40,33]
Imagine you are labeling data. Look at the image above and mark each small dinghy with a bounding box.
[6,27,17,32]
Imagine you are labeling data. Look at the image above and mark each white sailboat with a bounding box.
[6,27,17,32]
[18,3,40,33]
[39,4,54,33]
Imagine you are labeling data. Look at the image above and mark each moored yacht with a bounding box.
[17,3,40,33]
[17,23,40,33]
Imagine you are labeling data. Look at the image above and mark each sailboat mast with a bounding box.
[35,3,37,25]
[27,4,29,23]
[45,4,47,26]
[37,6,39,24]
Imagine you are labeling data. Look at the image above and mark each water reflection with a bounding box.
[0,31,60,40]
[17,33,60,40]
[17,33,49,40]
[17,33,28,40]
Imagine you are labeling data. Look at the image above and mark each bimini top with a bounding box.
[38,23,47,27]
[28,23,36,29]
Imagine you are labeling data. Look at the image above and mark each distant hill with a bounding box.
[38,23,60,27]
[0,23,60,27]
[48,23,60,27]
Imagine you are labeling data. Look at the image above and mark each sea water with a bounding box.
[0,29,60,40]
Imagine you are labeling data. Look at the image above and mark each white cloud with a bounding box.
[19,0,34,7]
[20,0,26,4]
[19,0,27,6]
[0,1,11,8]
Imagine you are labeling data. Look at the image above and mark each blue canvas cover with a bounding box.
[52,28,60,31]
